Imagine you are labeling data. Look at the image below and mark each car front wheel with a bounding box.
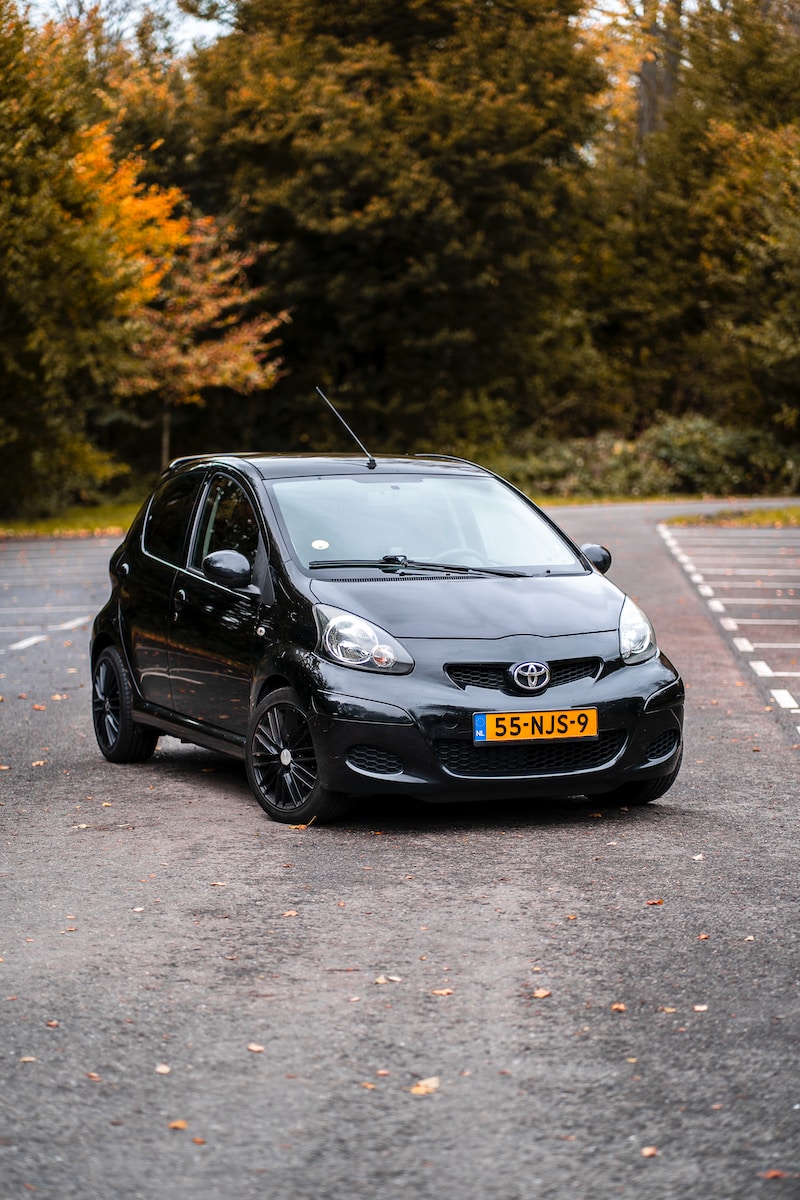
[246,688,352,824]
[604,753,683,806]
[92,646,158,763]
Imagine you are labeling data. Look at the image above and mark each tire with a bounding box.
[604,752,683,806]
[246,688,352,824]
[92,646,158,764]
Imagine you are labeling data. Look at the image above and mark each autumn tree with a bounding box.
[186,0,606,452]
[0,4,188,515]
[116,216,287,467]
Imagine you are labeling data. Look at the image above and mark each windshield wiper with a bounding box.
[308,555,528,578]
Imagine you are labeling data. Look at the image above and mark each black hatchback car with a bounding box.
[90,453,684,823]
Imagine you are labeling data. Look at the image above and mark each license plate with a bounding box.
[473,709,598,743]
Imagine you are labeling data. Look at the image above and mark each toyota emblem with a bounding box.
[510,661,550,692]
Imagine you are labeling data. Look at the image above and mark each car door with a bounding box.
[167,472,267,734]
[120,468,205,709]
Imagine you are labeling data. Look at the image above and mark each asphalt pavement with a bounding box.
[0,501,798,1200]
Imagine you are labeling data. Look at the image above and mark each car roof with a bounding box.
[168,453,490,481]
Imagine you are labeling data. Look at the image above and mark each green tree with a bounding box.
[187,0,605,451]
[586,0,800,440]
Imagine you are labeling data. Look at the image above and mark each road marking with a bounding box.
[661,523,800,741]
[49,616,91,631]
[9,634,49,650]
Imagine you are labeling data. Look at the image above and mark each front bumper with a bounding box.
[297,639,684,802]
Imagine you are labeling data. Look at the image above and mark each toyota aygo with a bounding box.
[90,453,684,823]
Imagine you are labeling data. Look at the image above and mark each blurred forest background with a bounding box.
[2,0,799,517]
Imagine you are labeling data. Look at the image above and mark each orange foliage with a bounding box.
[73,123,189,309]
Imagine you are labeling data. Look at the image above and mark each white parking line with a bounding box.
[9,634,49,650]
[48,616,91,631]
[661,523,800,738]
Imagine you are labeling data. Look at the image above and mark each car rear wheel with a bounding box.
[92,646,158,763]
[246,688,352,824]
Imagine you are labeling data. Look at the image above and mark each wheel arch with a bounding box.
[254,672,292,709]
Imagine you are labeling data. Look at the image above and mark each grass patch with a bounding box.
[0,500,142,540]
[668,505,800,528]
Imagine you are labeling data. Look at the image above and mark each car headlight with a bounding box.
[619,596,657,664]
[315,605,414,674]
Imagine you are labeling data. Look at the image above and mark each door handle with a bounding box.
[172,588,187,622]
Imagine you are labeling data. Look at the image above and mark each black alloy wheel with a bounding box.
[92,646,158,764]
[246,688,351,824]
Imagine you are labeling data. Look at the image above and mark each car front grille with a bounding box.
[445,658,603,693]
[346,745,405,775]
[433,729,626,778]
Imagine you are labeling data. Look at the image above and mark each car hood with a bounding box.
[308,571,624,638]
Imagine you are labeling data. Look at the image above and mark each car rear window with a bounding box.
[143,473,201,565]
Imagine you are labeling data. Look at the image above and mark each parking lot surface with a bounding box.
[1,503,798,1200]
[660,524,800,740]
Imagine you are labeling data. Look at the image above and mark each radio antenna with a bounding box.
[315,386,376,469]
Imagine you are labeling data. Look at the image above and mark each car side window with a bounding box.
[192,476,260,570]
[142,473,201,565]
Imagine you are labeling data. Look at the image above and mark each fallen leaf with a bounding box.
[168,1120,188,1131]
[693,1004,708,1012]
[209,881,228,887]
[46,1020,59,1028]
[282,910,298,918]
[410,1076,440,1095]
[566,914,577,921]
[32,704,46,711]
[611,1002,627,1013]
[697,933,710,940]
[641,1146,659,1158]
[191,1137,206,1145]
[154,1063,171,1075]
[432,988,454,996]
[30,760,46,767]
[646,899,664,906]
[247,1043,265,1054]
[760,1170,789,1180]
[19,1056,37,1063]
[360,1081,377,1090]
[86,1072,101,1082]
[531,988,552,999]
[0,765,9,771]
[659,1006,677,1014]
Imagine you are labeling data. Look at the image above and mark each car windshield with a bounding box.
[269,473,581,573]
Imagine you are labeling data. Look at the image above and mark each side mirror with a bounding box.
[202,550,253,588]
[580,543,612,575]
